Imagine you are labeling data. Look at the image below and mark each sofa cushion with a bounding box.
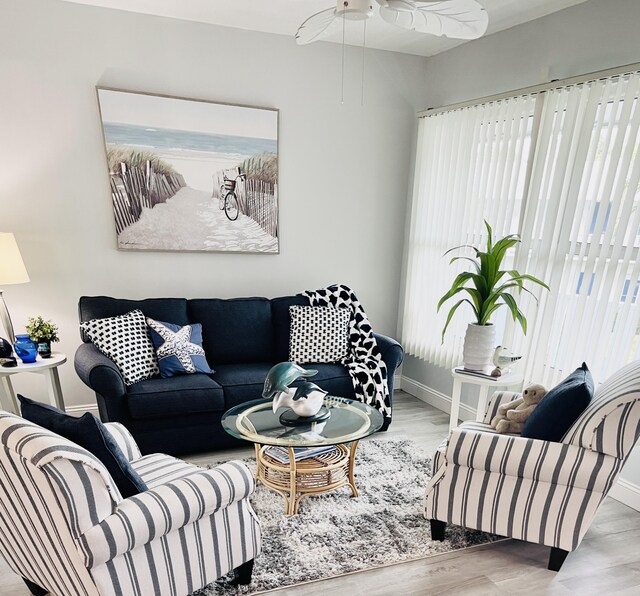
[79,297,189,342]
[81,309,159,386]
[213,362,355,409]
[127,374,224,419]
[147,318,213,378]
[18,395,147,498]
[271,294,308,362]
[188,298,273,364]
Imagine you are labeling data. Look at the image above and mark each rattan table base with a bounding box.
[255,441,359,515]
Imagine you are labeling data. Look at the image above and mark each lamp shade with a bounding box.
[0,233,29,285]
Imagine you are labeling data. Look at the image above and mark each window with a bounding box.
[402,70,640,386]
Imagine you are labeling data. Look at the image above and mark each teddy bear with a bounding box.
[490,383,547,434]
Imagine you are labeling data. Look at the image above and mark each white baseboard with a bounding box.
[65,403,99,416]
[609,477,640,512]
[401,375,477,422]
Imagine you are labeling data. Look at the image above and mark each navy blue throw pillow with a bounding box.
[521,363,594,442]
[18,395,146,498]
[146,318,214,378]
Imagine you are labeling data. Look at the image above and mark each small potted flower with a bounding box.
[25,316,59,359]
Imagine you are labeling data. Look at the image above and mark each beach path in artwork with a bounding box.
[117,187,278,253]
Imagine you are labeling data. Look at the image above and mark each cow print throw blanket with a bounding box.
[303,284,391,425]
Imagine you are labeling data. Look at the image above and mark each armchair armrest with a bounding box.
[482,390,521,423]
[446,427,620,493]
[82,461,254,567]
[103,422,141,462]
[75,342,126,399]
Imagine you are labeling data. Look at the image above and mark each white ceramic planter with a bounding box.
[462,323,495,371]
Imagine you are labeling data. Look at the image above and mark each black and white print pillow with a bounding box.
[289,305,350,364]
[81,309,159,385]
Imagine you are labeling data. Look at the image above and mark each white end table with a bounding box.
[0,353,67,414]
[449,367,523,431]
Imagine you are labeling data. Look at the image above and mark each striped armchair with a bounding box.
[425,360,640,571]
[0,412,261,596]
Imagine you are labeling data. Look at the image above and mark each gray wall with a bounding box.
[401,0,640,485]
[0,0,426,408]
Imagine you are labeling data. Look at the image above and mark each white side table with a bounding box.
[449,367,523,432]
[0,353,67,414]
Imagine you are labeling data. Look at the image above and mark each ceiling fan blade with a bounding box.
[295,7,340,45]
[380,0,488,40]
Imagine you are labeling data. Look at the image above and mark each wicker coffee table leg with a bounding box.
[287,447,297,515]
[348,440,360,497]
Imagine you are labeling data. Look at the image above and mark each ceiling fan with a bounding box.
[295,0,489,45]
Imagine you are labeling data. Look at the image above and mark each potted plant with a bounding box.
[438,221,549,371]
[25,316,59,359]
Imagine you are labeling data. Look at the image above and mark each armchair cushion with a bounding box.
[522,363,593,441]
[18,395,147,498]
[82,461,254,567]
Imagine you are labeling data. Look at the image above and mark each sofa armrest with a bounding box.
[445,427,619,493]
[82,461,254,567]
[374,332,404,376]
[75,343,126,400]
[482,390,521,423]
[103,422,141,462]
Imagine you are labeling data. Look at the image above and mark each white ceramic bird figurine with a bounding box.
[272,381,328,417]
[491,346,522,377]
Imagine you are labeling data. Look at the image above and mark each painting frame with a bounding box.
[95,86,280,254]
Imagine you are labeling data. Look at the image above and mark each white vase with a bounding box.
[462,323,495,372]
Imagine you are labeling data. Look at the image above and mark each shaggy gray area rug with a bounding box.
[194,439,501,595]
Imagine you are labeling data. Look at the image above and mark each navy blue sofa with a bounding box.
[74,295,404,456]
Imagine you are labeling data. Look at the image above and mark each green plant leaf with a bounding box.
[479,303,503,325]
[437,272,476,311]
[501,293,528,334]
[441,299,478,341]
[509,273,550,291]
[449,256,481,272]
[485,220,493,252]
[492,236,520,268]
[443,244,479,257]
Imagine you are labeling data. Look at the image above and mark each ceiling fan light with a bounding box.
[336,0,374,21]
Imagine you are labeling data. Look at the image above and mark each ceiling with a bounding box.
[62,0,590,57]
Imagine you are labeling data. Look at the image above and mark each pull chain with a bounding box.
[341,11,346,105]
[361,19,367,106]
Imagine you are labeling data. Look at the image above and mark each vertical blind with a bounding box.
[402,94,537,369]
[402,70,640,386]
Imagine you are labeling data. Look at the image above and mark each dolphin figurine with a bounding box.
[262,362,318,399]
[272,381,328,417]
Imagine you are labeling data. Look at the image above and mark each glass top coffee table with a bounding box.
[222,396,384,515]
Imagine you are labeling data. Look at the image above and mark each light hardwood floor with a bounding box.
[2,392,639,595]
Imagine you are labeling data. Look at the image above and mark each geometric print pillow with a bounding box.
[80,309,159,386]
[146,318,213,378]
[289,305,351,364]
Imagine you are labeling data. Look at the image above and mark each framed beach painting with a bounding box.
[96,88,279,253]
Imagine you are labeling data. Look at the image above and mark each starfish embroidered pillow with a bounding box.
[146,318,214,378]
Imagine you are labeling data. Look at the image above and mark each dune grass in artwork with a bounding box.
[106,146,176,176]
[239,153,278,186]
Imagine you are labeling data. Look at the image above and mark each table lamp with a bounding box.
[0,233,30,346]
